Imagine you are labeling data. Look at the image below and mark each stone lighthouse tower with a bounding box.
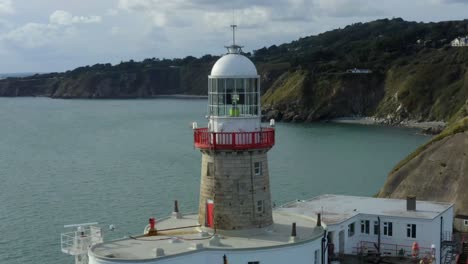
[193,25,275,231]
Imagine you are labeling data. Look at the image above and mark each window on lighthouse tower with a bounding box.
[256,200,265,213]
[254,162,262,176]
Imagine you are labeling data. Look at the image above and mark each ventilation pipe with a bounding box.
[407,196,416,211]
[172,200,182,219]
[289,222,298,242]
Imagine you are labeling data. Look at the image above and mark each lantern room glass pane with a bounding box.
[208,77,260,117]
[211,79,217,93]
[217,79,225,93]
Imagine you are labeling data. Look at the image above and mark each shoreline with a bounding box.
[0,94,208,100]
[330,117,446,130]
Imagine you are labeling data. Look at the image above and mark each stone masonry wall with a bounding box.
[198,150,273,230]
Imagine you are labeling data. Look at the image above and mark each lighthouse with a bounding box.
[194,24,275,230]
[77,25,326,264]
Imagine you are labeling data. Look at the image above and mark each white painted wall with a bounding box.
[209,116,260,133]
[88,239,323,264]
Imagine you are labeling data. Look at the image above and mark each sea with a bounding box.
[0,98,429,264]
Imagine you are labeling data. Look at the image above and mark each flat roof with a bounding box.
[91,211,324,261]
[277,194,453,225]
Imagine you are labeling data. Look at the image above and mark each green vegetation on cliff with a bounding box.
[259,18,468,124]
[1,18,467,124]
[390,116,468,174]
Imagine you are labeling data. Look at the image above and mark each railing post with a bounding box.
[232,132,236,147]
[213,132,217,148]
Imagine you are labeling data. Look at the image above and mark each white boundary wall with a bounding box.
[89,238,322,264]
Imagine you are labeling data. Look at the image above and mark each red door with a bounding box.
[206,199,214,228]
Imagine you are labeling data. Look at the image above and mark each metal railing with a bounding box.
[194,127,275,150]
[61,226,102,256]
[352,240,433,258]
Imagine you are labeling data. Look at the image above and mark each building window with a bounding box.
[256,200,264,213]
[254,162,262,176]
[348,222,355,237]
[383,222,393,236]
[361,220,370,234]
[248,262,260,264]
[464,220,468,226]
[314,249,319,264]
[207,162,214,176]
[407,224,416,238]
[374,221,379,235]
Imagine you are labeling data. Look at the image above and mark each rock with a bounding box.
[292,114,305,122]
[377,117,468,230]
[421,126,444,135]
[282,111,296,122]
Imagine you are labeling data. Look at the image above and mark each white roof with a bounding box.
[90,211,323,261]
[210,54,258,77]
[277,194,453,225]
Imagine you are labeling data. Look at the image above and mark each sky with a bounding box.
[0,0,467,73]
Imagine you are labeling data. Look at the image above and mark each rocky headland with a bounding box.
[1,18,467,131]
[377,116,468,229]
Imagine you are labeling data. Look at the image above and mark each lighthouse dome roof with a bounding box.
[211,54,258,77]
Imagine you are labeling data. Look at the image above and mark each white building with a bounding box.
[451,36,468,47]
[278,194,454,263]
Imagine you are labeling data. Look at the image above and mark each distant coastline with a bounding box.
[0,94,208,100]
[331,116,446,131]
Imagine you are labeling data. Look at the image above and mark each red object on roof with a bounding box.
[149,218,156,230]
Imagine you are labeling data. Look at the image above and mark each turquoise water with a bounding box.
[0,98,429,264]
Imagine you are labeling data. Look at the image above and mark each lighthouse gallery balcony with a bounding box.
[194,127,275,150]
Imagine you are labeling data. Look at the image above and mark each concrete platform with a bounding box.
[90,211,324,261]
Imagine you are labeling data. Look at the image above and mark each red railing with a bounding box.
[194,127,275,150]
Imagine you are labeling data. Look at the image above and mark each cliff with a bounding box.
[377,115,468,220]
[1,18,468,125]
[0,63,212,98]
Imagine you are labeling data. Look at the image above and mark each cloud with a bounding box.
[49,10,102,25]
[116,0,383,31]
[434,0,468,3]
[3,23,63,48]
[0,0,13,15]
[106,9,119,16]
[2,0,468,73]
[1,10,102,49]
[312,0,385,17]
[203,7,270,30]
[117,0,192,27]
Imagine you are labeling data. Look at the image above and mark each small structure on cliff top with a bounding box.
[451,36,468,47]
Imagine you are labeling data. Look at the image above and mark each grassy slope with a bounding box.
[374,48,468,121]
[389,116,468,174]
[262,70,308,106]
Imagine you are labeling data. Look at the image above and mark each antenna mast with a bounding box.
[225,10,243,54]
[231,24,237,46]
